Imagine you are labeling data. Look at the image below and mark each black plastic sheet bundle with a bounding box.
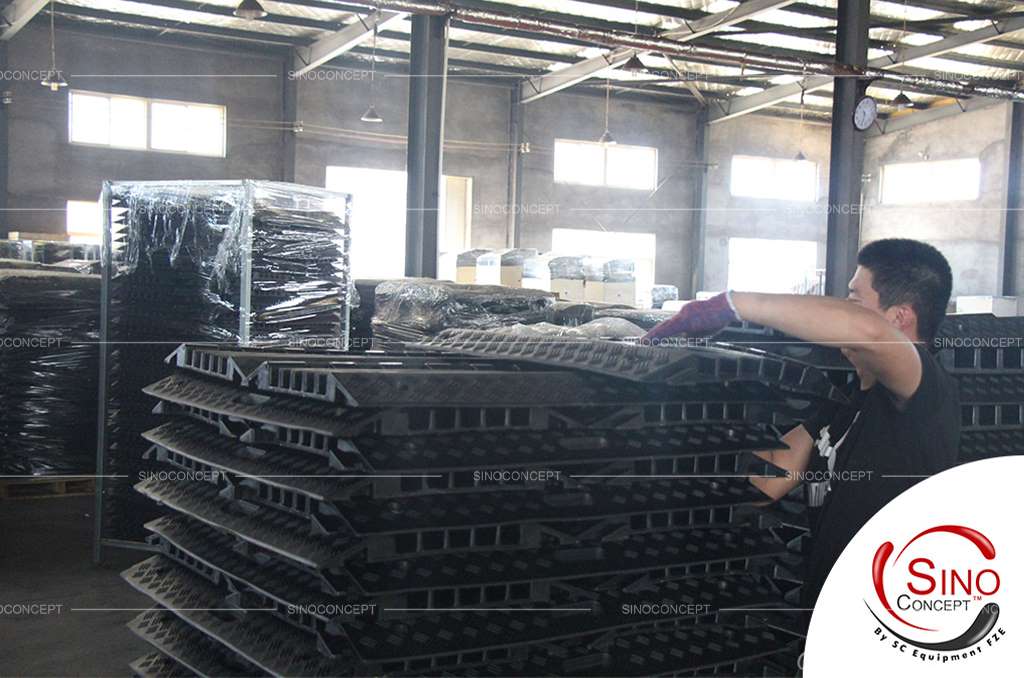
[371,278,557,344]
[97,180,351,542]
[0,267,99,475]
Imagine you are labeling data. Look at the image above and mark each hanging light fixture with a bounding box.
[793,84,807,162]
[892,92,914,110]
[361,23,384,124]
[234,0,268,20]
[598,79,616,145]
[622,52,647,74]
[40,1,67,92]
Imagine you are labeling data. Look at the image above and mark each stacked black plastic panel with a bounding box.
[0,266,99,475]
[934,314,1024,464]
[97,180,351,542]
[121,334,848,677]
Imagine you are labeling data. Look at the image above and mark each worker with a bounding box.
[643,238,960,611]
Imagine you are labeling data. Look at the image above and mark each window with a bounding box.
[324,167,472,280]
[730,155,817,201]
[69,90,225,157]
[551,228,656,307]
[728,238,821,294]
[880,158,980,204]
[66,200,102,244]
[554,139,658,191]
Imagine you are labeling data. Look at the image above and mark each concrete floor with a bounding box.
[0,495,151,677]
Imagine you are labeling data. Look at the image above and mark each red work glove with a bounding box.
[642,291,740,344]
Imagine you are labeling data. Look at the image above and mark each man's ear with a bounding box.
[884,304,916,335]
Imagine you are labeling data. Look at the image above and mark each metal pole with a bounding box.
[0,43,8,233]
[282,62,298,183]
[690,108,710,299]
[92,182,113,564]
[506,89,524,249]
[824,0,869,297]
[1004,102,1023,296]
[404,13,448,278]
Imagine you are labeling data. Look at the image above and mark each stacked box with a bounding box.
[549,255,586,302]
[476,248,538,288]
[120,334,849,675]
[96,180,351,543]
[455,249,492,284]
[0,267,99,475]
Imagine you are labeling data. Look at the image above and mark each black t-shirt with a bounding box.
[800,344,960,609]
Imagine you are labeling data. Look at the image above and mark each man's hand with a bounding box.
[643,292,739,342]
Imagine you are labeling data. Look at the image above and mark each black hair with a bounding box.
[857,238,953,343]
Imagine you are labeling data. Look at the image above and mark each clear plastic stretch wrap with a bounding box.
[455,249,492,267]
[0,268,99,475]
[0,241,29,260]
[604,258,637,283]
[549,255,586,280]
[651,284,679,309]
[32,241,101,264]
[98,180,352,542]
[593,305,674,330]
[371,278,557,343]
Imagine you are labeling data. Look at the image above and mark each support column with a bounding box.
[690,108,710,299]
[0,43,8,234]
[506,90,524,249]
[405,13,449,278]
[1004,102,1023,296]
[824,0,869,297]
[282,60,298,183]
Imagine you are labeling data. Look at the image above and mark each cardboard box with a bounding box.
[584,280,605,303]
[551,278,586,302]
[604,281,636,306]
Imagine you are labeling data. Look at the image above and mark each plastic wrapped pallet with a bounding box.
[0,240,29,260]
[371,278,556,344]
[455,249,491,284]
[549,255,586,302]
[476,248,538,288]
[96,179,352,543]
[651,284,679,309]
[604,258,637,306]
[583,256,606,303]
[0,269,99,476]
[521,252,553,292]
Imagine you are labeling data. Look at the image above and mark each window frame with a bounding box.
[68,89,227,158]
[553,138,659,191]
[729,154,819,202]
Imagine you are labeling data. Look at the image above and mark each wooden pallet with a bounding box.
[0,477,95,500]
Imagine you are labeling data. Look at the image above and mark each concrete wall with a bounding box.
[516,91,701,296]
[861,103,1011,297]
[293,71,512,250]
[3,24,285,235]
[704,115,832,293]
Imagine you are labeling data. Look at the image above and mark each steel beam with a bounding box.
[709,13,1024,124]
[1,0,48,40]
[824,0,869,298]
[519,0,795,104]
[866,96,1000,136]
[404,13,448,279]
[292,10,406,77]
[690,107,709,298]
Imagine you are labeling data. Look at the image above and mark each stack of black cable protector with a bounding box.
[0,263,99,476]
[120,325,858,677]
[937,314,1024,464]
[95,180,351,543]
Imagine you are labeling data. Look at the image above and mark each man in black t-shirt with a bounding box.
[644,238,960,610]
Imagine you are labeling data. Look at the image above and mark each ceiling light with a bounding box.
[360,104,383,124]
[794,150,807,161]
[599,79,615,145]
[622,53,647,73]
[892,92,914,110]
[40,70,67,92]
[599,129,616,145]
[234,0,268,20]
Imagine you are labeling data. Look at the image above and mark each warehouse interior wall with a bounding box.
[1,23,1018,301]
[516,91,701,296]
[860,103,1011,298]
[703,115,833,293]
[3,24,284,235]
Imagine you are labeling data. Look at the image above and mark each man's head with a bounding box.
[848,238,953,343]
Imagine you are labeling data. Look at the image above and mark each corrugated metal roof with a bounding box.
[40,0,1024,119]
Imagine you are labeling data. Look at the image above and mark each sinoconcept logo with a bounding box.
[865,525,1008,664]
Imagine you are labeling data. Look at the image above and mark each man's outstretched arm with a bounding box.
[751,424,816,502]
[728,292,922,402]
[645,292,922,402]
